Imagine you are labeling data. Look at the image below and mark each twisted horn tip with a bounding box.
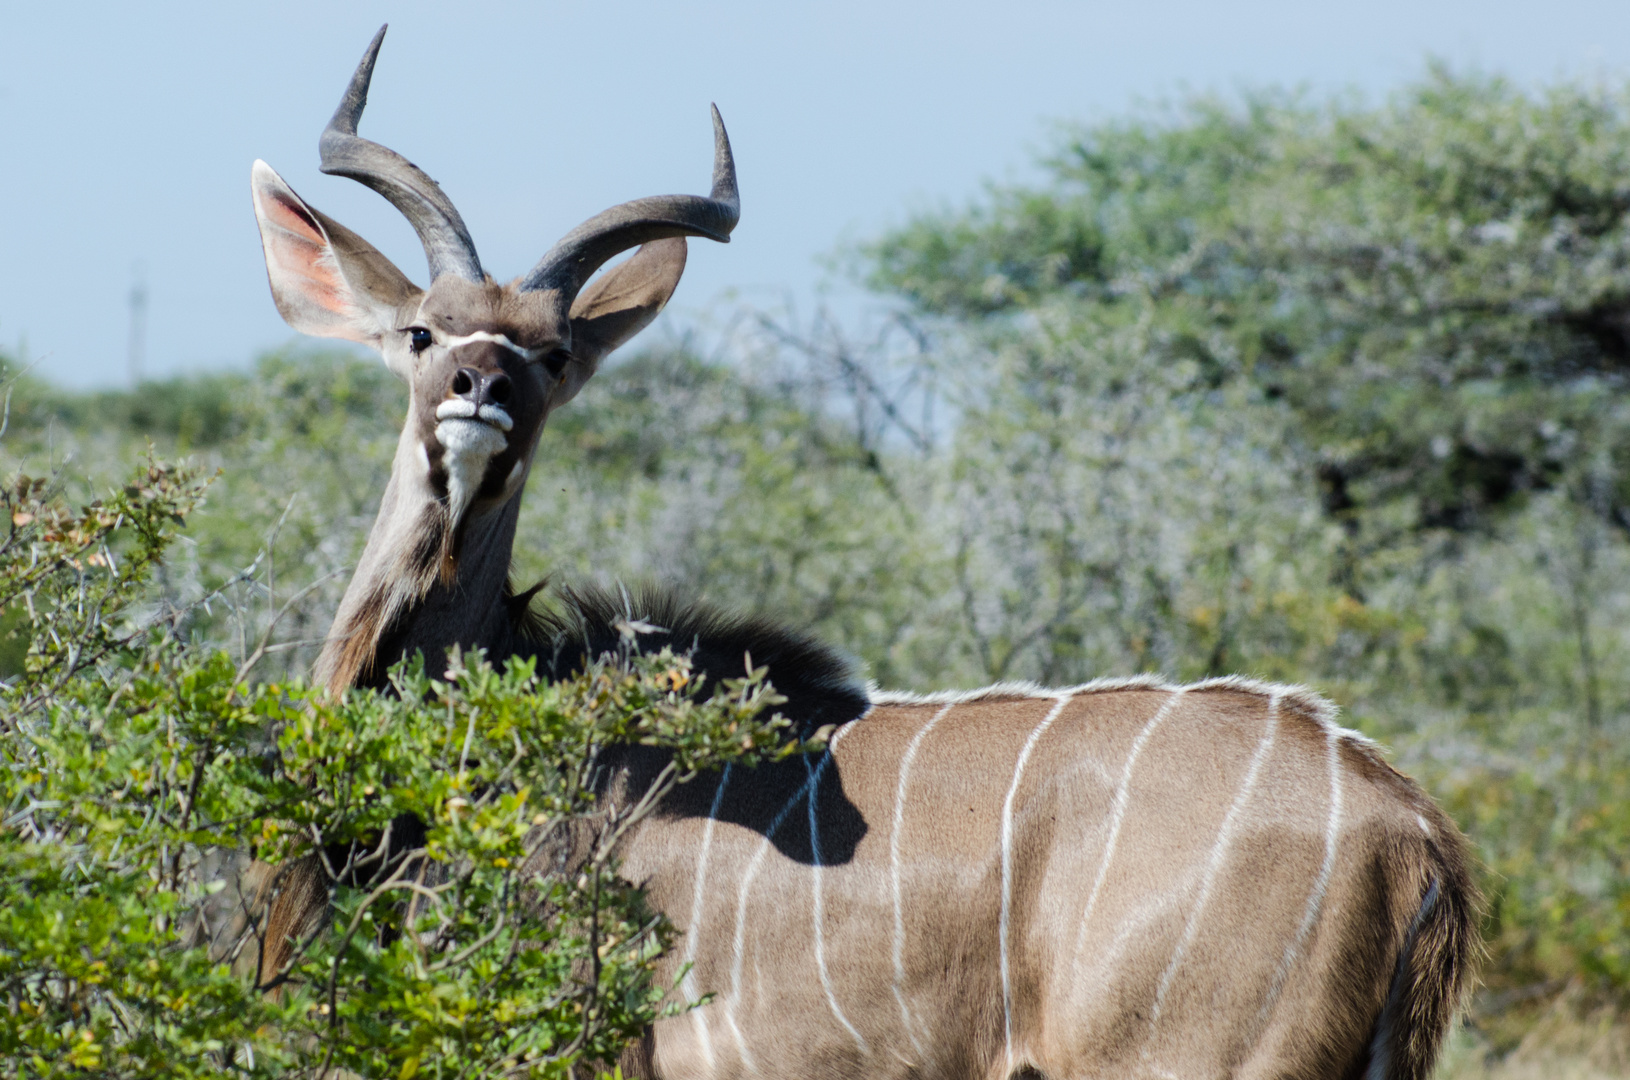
[328,24,389,139]
[709,104,739,210]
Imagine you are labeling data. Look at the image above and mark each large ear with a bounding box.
[251,160,421,345]
[568,237,688,366]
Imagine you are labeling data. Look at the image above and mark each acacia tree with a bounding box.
[868,68,1630,547]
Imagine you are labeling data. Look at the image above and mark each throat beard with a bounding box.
[435,418,507,531]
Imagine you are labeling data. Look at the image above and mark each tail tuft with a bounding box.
[1363,860,1479,1080]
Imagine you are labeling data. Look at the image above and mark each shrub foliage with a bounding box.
[0,459,796,1077]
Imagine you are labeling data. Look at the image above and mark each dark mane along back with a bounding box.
[515,582,870,738]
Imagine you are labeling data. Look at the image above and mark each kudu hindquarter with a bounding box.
[247,26,1476,1080]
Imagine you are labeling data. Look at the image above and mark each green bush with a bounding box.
[0,457,800,1077]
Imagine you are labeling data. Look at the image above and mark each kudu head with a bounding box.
[252,24,736,538]
[251,25,738,691]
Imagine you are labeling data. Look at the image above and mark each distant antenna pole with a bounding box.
[127,262,148,386]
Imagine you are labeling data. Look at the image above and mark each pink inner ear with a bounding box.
[259,186,323,241]
[256,187,359,326]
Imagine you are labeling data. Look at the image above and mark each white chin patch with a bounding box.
[435,418,508,527]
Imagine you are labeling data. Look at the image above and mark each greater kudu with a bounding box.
[249,27,1477,1080]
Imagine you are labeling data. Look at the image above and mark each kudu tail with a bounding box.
[1362,838,1479,1080]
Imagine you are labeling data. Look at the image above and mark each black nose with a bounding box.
[451,367,512,408]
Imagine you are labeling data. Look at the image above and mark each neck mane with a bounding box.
[315,429,871,736]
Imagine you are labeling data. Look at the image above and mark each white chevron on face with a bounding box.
[441,330,548,361]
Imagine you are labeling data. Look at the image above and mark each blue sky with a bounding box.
[4,1,1630,387]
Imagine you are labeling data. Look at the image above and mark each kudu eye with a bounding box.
[542,348,572,378]
[408,327,432,353]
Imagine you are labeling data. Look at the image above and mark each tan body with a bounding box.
[248,29,1476,1080]
[619,681,1469,1080]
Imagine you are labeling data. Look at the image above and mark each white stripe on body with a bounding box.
[1255,720,1345,1028]
[1071,689,1188,967]
[999,693,1075,1066]
[1146,694,1281,1044]
[888,703,955,1059]
[680,764,734,1069]
[806,753,868,1053]
[725,723,857,1069]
